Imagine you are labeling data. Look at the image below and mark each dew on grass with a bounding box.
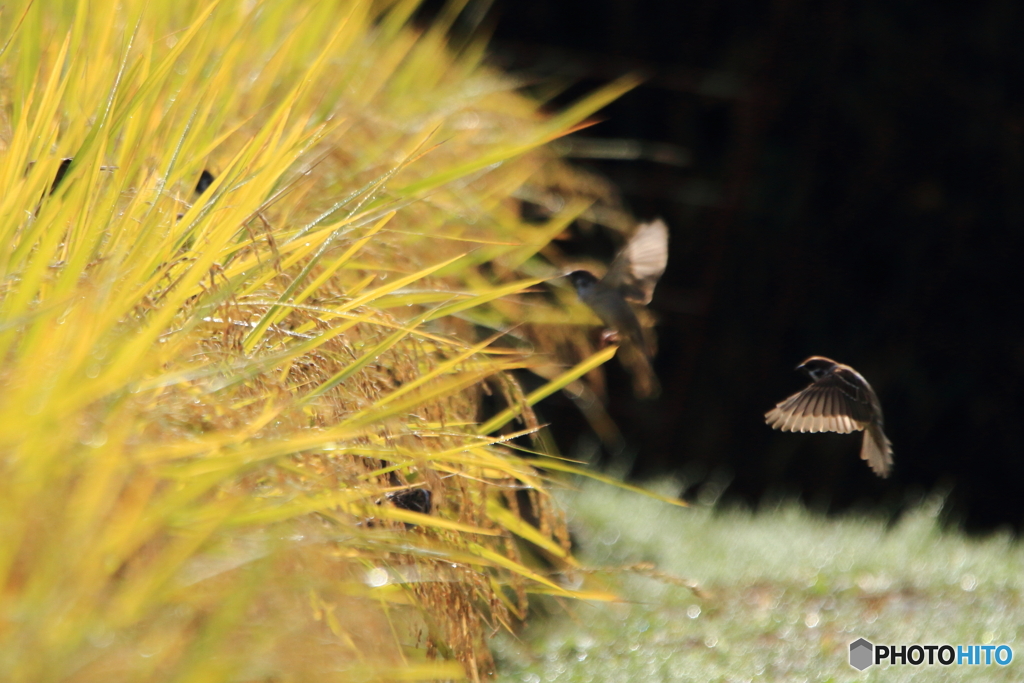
[494,479,1024,683]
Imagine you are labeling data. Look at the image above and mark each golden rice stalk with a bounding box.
[0,1,635,680]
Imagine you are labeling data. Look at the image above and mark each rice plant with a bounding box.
[0,0,643,680]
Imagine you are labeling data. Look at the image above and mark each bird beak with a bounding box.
[794,361,807,371]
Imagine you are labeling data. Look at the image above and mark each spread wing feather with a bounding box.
[602,219,669,304]
[765,374,874,435]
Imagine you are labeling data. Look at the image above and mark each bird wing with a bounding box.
[765,372,874,434]
[602,219,669,304]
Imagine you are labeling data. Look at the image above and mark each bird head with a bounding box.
[566,270,599,295]
[796,356,838,381]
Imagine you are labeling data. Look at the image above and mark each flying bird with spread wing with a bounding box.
[765,356,893,477]
[566,218,669,398]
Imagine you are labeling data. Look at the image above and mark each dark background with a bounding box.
[450,0,1024,531]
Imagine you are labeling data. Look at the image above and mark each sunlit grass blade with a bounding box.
[466,543,616,601]
[477,345,619,435]
[486,498,576,564]
[240,212,395,352]
[424,278,546,321]
[524,458,690,508]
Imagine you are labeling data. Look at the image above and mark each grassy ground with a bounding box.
[493,480,1023,682]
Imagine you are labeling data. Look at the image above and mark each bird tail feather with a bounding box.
[860,424,893,478]
[620,344,660,399]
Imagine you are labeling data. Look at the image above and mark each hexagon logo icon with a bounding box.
[849,638,874,670]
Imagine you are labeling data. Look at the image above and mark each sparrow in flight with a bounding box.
[765,356,893,477]
[566,219,669,397]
